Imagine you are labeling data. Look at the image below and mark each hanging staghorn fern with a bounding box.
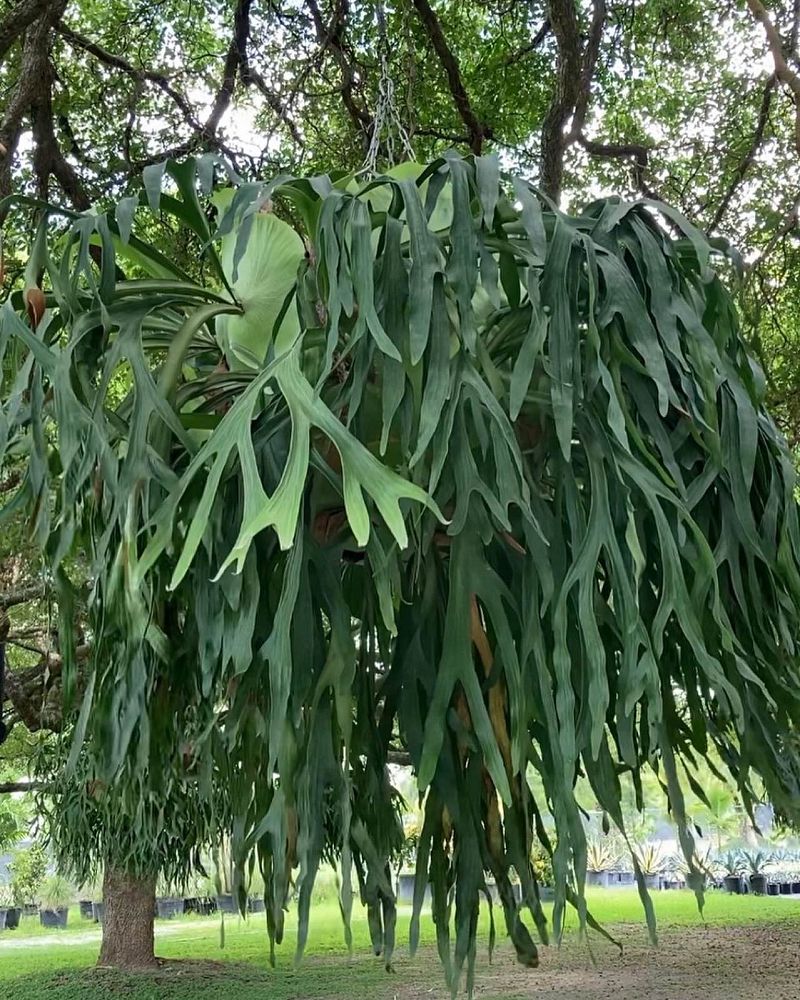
[3,154,800,991]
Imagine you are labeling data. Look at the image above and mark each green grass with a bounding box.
[2,889,799,999]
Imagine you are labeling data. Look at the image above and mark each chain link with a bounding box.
[360,1,415,176]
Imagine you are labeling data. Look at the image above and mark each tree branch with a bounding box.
[570,0,606,140]
[30,54,92,207]
[746,0,800,153]
[55,23,204,134]
[241,66,305,147]
[0,0,67,207]
[0,585,45,610]
[504,20,550,67]
[0,780,44,794]
[710,75,775,231]
[411,0,490,154]
[304,0,372,136]
[0,0,54,62]
[0,470,22,494]
[203,0,252,134]
[540,0,584,199]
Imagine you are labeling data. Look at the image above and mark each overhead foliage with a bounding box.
[2,0,800,446]
[3,154,800,992]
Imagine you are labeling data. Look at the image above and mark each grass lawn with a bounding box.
[2,889,799,999]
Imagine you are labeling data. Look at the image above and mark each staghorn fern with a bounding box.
[3,154,800,992]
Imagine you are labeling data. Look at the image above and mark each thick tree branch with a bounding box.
[541,0,654,199]
[60,1,300,170]
[540,0,584,199]
[0,0,54,61]
[570,0,606,139]
[0,780,44,794]
[0,585,45,609]
[305,0,371,137]
[577,134,657,196]
[746,0,800,153]
[204,0,253,134]
[221,0,304,146]
[0,0,67,206]
[2,647,89,733]
[30,51,92,207]
[411,0,490,154]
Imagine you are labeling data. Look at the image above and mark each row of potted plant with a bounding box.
[0,873,74,930]
[715,847,800,894]
[585,838,671,889]
[78,892,267,924]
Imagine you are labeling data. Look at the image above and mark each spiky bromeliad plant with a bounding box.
[3,154,800,990]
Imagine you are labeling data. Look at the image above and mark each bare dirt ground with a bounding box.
[443,923,800,999]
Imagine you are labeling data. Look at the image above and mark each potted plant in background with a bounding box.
[2,883,21,930]
[395,823,420,904]
[39,874,73,928]
[531,843,555,902]
[586,838,618,888]
[184,874,217,916]
[0,884,11,930]
[633,842,665,890]
[155,875,186,920]
[213,841,239,915]
[715,850,744,893]
[741,849,773,895]
[662,854,688,891]
[247,893,266,914]
[8,844,46,918]
[78,873,103,920]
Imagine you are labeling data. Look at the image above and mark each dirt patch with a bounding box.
[447,922,800,999]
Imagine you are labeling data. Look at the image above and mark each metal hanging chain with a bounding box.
[360,1,415,176]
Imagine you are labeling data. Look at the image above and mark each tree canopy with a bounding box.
[2,1,799,436]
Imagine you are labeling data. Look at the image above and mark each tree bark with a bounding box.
[97,866,157,969]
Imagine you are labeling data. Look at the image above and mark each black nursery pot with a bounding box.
[79,899,94,920]
[92,902,105,923]
[215,894,239,915]
[247,897,266,914]
[4,907,20,930]
[156,897,185,920]
[40,907,69,928]
[749,874,768,895]
[723,874,742,894]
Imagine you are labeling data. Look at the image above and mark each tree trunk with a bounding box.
[97,865,157,969]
